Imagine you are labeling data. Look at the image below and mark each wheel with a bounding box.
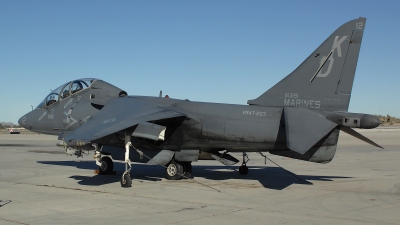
[165,161,183,180]
[121,174,132,187]
[182,162,192,179]
[239,165,248,175]
[99,157,113,174]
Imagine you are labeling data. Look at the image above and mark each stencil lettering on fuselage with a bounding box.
[47,108,54,119]
[63,111,77,130]
[283,93,320,109]
[38,111,47,121]
[64,98,74,109]
[243,111,267,116]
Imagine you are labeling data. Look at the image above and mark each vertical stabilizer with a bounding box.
[248,17,366,112]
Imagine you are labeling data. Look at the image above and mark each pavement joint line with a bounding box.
[166,207,253,225]
[292,206,400,225]
[0,217,30,225]
[8,182,251,210]
[1,132,400,224]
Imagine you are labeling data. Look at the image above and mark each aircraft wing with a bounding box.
[63,97,187,147]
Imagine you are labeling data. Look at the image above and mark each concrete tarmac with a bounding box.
[0,128,399,225]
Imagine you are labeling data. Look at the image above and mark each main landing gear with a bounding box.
[94,138,194,187]
[165,160,192,180]
[238,152,249,175]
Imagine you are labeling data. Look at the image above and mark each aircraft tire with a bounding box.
[121,174,132,188]
[99,157,114,174]
[239,165,248,175]
[165,161,183,180]
[182,162,192,179]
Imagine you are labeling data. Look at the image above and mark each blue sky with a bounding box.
[1,1,399,123]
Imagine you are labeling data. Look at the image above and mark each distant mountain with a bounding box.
[0,122,17,126]
[377,115,400,126]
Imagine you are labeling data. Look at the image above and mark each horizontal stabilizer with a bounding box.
[210,152,239,166]
[285,107,337,154]
[340,126,384,149]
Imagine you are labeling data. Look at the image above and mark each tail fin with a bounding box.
[248,17,366,112]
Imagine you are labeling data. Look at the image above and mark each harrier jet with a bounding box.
[19,17,382,187]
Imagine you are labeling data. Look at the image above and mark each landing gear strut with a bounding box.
[182,162,192,179]
[238,152,249,175]
[121,140,132,188]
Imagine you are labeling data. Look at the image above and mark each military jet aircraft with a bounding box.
[19,17,382,188]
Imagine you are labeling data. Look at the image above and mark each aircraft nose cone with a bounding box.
[18,111,34,130]
[18,116,27,128]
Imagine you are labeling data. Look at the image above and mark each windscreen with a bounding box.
[36,78,97,109]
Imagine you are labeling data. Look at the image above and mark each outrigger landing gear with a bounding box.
[121,140,132,188]
[238,152,249,175]
[182,162,192,179]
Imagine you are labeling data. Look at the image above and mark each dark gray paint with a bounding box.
[19,17,382,170]
[248,18,366,112]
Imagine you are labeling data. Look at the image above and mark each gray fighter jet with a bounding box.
[19,17,382,187]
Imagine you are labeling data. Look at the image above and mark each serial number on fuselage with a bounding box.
[243,110,267,116]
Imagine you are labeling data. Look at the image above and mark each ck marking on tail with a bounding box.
[316,36,348,78]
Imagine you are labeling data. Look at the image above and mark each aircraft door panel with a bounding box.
[202,119,226,141]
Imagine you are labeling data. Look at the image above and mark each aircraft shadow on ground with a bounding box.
[37,160,352,190]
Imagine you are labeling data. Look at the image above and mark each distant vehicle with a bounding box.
[9,129,20,134]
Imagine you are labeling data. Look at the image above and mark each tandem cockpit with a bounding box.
[37,78,96,109]
[19,78,126,134]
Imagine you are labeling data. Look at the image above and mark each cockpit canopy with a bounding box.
[37,78,96,109]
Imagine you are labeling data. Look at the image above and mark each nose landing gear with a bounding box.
[121,141,132,188]
[121,172,132,187]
